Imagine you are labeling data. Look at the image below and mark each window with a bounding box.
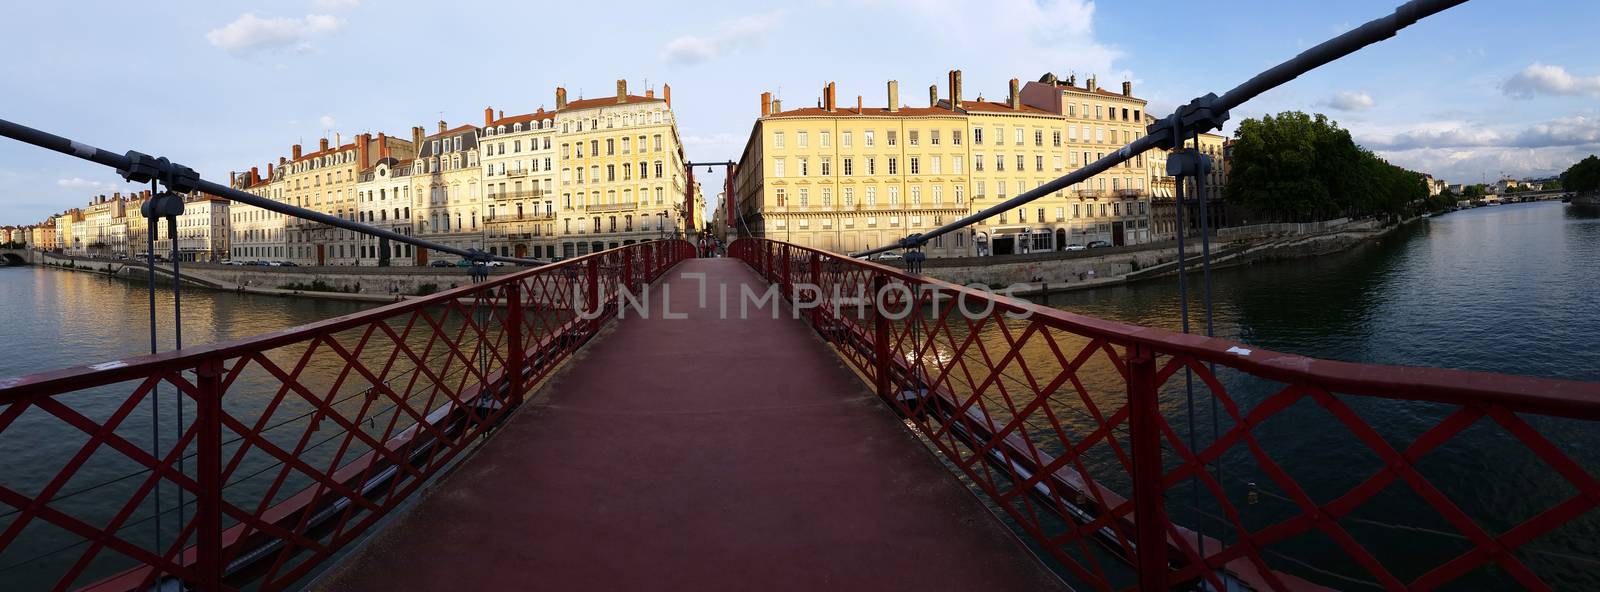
[974,154,984,172]
[953,156,964,174]
[1052,130,1062,147]
[775,159,786,177]
[864,130,875,147]
[1036,155,1044,172]
[820,131,831,147]
[973,128,983,144]
[954,185,964,204]
[799,158,809,176]
[842,131,852,147]
[1015,127,1024,144]
[842,158,853,176]
[843,187,854,206]
[798,188,809,207]
[887,157,898,175]
[821,187,832,207]
[1034,130,1044,146]
[909,157,919,175]
[820,158,831,176]
[867,158,876,175]
[866,186,877,206]
[797,131,808,148]
[887,130,898,146]
[930,130,940,145]
[909,130,919,146]
[931,156,941,174]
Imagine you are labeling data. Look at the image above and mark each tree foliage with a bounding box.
[1560,154,1600,194]
[1225,111,1428,221]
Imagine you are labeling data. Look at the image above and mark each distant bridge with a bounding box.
[0,248,33,266]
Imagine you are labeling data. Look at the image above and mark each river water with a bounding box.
[1,201,1596,589]
[1024,201,1600,589]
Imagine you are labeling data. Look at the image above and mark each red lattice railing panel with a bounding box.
[0,240,694,591]
[731,237,1600,591]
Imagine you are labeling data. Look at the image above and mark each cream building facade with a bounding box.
[734,71,1165,258]
[554,81,689,259]
[480,107,558,259]
[411,122,484,264]
[228,165,288,262]
[279,137,363,266]
[354,137,421,266]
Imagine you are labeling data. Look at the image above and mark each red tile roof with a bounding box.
[488,110,557,128]
[958,100,1055,115]
[425,124,480,140]
[765,105,963,119]
[291,142,358,164]
[558,94,666,112]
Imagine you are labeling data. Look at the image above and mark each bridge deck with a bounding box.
[313,258,1063,591]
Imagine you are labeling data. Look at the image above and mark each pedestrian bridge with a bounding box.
[2,238,1597,592]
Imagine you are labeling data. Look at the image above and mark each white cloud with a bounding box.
[56,177,117,192]
[1503,63,1600,99]
[1361,115,1600,151]
[205,13,344,55]
[1319,90,1374,112]
[662,13,781,65]
[312,0,360,10]
[319,115,337,129]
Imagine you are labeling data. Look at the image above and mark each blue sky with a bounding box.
[3,0,1598,226]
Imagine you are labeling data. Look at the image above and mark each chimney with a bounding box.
[250,167,259,184]
[823,82,836,112]
[319,137,330,152]
[1087,76,1097,92]
[616,79,628,103]
[663,83,671,107]
[1008,78,1020,109]
[437,120,447,134]
[230,172,236,185]
[412,126,424,147]
[760,91,772,116]
[949,70,963,108]
[856,95,863,112]
[887,80,899,113]
[292,144,302,159]
[929,84,938,107]
[646,88,655,98]
[484,106,494,126]
[357,133,371,167]
[556,87,568,110]
[378,133,389,159]
[771,98,782,113]
[1122,81,1132,96]
[267,163,274,179]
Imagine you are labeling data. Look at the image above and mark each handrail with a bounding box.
[0,239,696,592]
[733,236,1600,590]
[848,0,1469,258]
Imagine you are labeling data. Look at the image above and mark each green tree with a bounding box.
[1226,111,1427,220]
[1560,155,1600,194]
[1463,184,1484,198]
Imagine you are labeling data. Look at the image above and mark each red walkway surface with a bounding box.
[312,259,1064,591]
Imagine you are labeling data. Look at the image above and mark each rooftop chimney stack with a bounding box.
[556,87,568,110]
[1008,78,1020,109]
[484,107,494,126]
[1087,76,1097,92]
[771,98,782,113]
[292,144,302,159]
[823,82,836,112]
[250,167,259,183]
[498,109,503,119]
[663,83,672,107]
[319,137,330,151]
[949,70,963,108]
[646,87,655,98]
[929,84,938,107]
[616,79,628,103]
[267,163,274,178]
[760,91,772,116]
[230,172,236,185]
[888,80,899,113]
[378,132,390,159]
[1122,81,1132,96]
[357,133,371,167]
[412,126,424,147]
[437,120,447,134]
[857,94,862,112]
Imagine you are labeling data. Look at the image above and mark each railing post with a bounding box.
[781,244,792,296]
[872,274,892,401]
[809,252,822,330]
[505,281,525,406]
[622,249,635,293]
[1127,342,1169,590]
[586,257,600,327]
[194,358,225,592]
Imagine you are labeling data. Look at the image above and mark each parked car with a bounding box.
[278,261,298,267]
[1063,243,1087,251]
[873,251,904,261]
[455,259,474,268]
[264,261,282,267]
[221,259,239,266]
[429,260,453,268]
[485,260,507,267]
[1086,240,1112,249]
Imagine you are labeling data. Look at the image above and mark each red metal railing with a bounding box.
[0,239,694,591]
[731,237,1600,591]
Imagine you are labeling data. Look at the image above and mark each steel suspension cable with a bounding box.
[847,0,1468,259]
[144,179,163,568]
